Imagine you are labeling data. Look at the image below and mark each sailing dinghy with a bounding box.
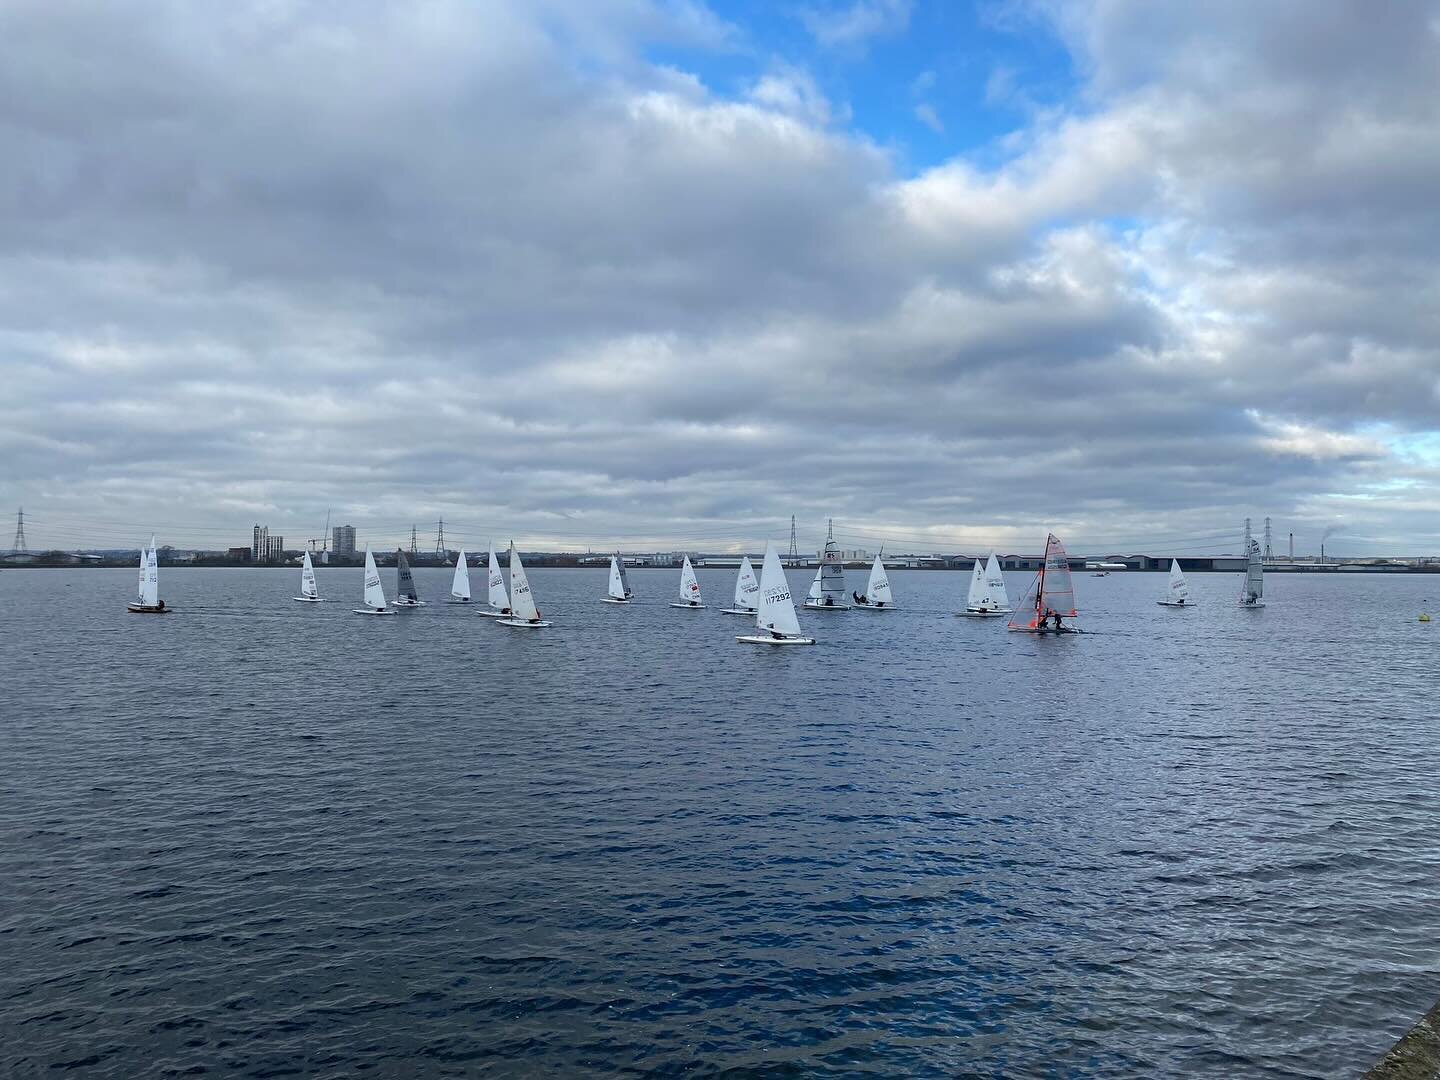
[393,550,426,606]
[496,543,550,627]
[958,553,1012,617]
[447,549,472,604]
[1007,534,1079,633]
[353,547,397,615]
[1239,538,1265,608]
[852,554,895,610]
[476,544,512,617]
[737,543,815,645]
[670,555,705,608]
[601,554,633,604]
[720,556,760,615]
[127,536,169,613]
[293,551,324,602]
[804,520,850,609]
[1157,560,1193,607]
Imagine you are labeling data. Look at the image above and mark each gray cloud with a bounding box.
[1,0,1436,558]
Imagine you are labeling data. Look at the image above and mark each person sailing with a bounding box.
[852,590,868,605]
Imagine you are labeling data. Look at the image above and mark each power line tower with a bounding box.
[1263,517,1272,562]
[787,515,798,565]
[409,525,418,555]
[434,518,446,555]
[12,507,26,553]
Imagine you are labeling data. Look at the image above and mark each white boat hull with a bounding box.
[475,608,511,618]
[496,617,551,628]
[392,599,426,607]
[446,598,471,605]
[293,596,325,603]
[803,601,850,611]
[600,597,632,604]
[956,609,1010,618]
[127,603,171,614]
[736,634,816,646]
[669,602,706,609]
[352,607,397,616]
[719,607,757,616]
[1239,601,1266,609]
[852,604,895,611]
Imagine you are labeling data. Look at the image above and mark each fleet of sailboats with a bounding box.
[447,549,471,604]
[293,551,324,602]
[353,547,397,615]
[601,554,634,604]
[126,536,168,613]
[1008,534,1079,634]
[670,555,704,608]
[1158,559,1192,607]
[720,556,759,616]
[736,543,815,645]
[851,554,894,609]
[958,553,1011,617]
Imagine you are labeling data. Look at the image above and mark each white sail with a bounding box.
[678,555,701,604]
[755,543,803,637]
[300,551,319,599]
[136,543,147,603]
[487,545,509,610]
[141,536,159,608]
[509,543,540,620]
[965,558,986,607]
[1242,538,1264,603]
[450,549,471,601]
[362,547,387,609]
[608,555,629,600]
[820,530,845,602]
[1167,559,1190,602]
[974,553,1011,611]
[864,555,892,605]
[807,566,823,602]
[733,556,759,610]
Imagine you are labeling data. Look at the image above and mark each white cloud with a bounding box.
[799,0,912,49]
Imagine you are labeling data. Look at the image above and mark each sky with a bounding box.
[2,0,1438,558]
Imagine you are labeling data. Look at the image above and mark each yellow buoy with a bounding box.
[1420,614,1432,623]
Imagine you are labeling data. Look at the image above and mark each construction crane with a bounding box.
[308,509,331,555]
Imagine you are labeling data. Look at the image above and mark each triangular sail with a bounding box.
[616,555,633,598]
[451,549,471,600]
[966,558,986,608]
[807,566,823,602]
[733,556,758,610]
[679,556,701,604]
[487,545,509,610]
[755,543,802,637]
[300,551,319,599]
[608,556,627,600]
[865,555,892,604]
[141,536,159,607]
[1243,539,1264,601]
[509,543,540,620]
[136,543,147,603]
[396,550,418,601]
[1007,533,1076,630]
[820,533,845,601]
[363,547,386,609]
[983,554,1011,610]
[1167,559,1190,602]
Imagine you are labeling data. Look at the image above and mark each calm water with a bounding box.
[2,565,1438,1077]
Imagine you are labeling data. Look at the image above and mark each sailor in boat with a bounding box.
[852,590,868,605]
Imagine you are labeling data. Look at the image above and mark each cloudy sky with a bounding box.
[3,0,1438,557]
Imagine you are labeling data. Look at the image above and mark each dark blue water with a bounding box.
[3,566,1438,1077]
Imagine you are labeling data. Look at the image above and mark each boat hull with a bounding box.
[956,609,1010,618]
[496,617,551,628]
[669,602,706,609]
[852,604,895,611]
[1239,601,1266,609]
[446,598,471,605]
[736,634,816,646]
[293,596,325,603]
[475,608,511,618]
[719,607,757,616]
[1007,626,1080,634]
[600,597,632,604]
[352,607,398,616]
[392,599,426,607]
[803,601,850,611]
[127,604,171,614]
[1157,601,1193,608]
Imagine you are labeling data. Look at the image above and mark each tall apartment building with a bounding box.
[332,524,357,558]
[251,524,285,563]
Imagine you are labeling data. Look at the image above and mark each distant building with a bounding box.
[332,524,357,557]
[227,547,252,562]
[251,524,285,563]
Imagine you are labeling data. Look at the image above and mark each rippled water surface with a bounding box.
[3,565,1439,1077]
